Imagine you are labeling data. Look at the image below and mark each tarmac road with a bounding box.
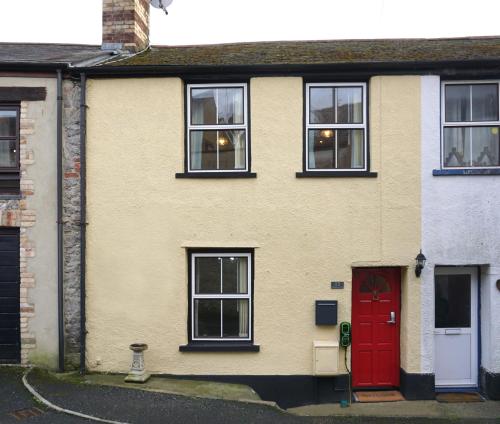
[1,367,498,424]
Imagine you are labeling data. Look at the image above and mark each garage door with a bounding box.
[0,227,20,363]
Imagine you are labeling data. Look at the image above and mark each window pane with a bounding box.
[308,129,335,169]
[217,88,244,125]
[0,140,17,168]
[337,129,364,169]
[190,130,217,170]
[190,130,246,171]
[310,88,334,124]
[472,127,500,166]
[336,87,363,124]
[471,84,498,121]
[0,110,17,137]
[194,299,221,338]
[191,88,216,125]
[218,130,246,170]
[443,127,471,167]
[222,299,249,338]
[195,257,220,294]
[445,85,470,122]
[222,256,248,294]
[435,274,471,328]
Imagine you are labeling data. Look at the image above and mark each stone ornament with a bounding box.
[124,343,151,383]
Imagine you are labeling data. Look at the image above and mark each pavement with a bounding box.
[290,400,500,420]
[1,366,499,424]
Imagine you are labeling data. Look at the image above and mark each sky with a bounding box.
[0,0,499,46]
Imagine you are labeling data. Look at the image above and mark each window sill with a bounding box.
[0,193,21,200]
[175,172,257,179]
[296,171,378,178]
[179,343,260,352]
[433,169,500,176]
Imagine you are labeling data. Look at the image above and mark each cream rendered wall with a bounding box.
[86,76,421,375]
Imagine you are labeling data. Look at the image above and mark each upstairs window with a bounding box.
[442,82,500,169]
[187,84,248,173]
[0,105,20,194]
[305,83,367,171]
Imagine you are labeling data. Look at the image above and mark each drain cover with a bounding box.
[8,407,44,420]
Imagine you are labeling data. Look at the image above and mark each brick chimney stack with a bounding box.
[102,0,150,52]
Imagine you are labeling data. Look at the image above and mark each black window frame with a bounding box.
[176,82,256,179]
[179,248,259,352]
[297,81,377,178]
[0,104,20,195]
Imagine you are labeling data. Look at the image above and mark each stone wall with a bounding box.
[62,79,82,369]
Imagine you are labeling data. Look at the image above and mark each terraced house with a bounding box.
[0,44,117,369]
[1,0,499,408]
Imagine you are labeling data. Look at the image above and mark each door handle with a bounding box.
[387,311,396,324]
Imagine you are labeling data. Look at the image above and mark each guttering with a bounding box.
[79,72,87,375]
[77,58,500,78]
[56,69,64,372]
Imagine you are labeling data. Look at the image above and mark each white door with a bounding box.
[434,267,478,388]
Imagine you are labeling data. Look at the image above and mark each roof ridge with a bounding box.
[149,35,500,49]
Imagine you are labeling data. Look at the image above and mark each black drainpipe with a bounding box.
[56,69,64,372]
[79,72,87,375]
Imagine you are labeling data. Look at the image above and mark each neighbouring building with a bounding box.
[420,76,500,400]
[76,0,500,407]
[0,43,118,369]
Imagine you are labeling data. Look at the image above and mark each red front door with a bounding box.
[352,267,400,388]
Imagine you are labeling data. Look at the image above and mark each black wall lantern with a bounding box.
[415,250,426,277]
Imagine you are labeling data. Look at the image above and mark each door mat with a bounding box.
[436,392,484,403]
[354,390,405,402]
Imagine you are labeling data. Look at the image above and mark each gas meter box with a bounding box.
[313,341,339,375]
[315,300,338,325]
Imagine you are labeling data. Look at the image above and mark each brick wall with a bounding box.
[102,0,150,52]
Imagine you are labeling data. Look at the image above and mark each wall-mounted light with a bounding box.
[415,250,426,277]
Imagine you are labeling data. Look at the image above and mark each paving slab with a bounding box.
[289,399,500,420]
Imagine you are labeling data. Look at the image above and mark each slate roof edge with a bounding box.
[0,61,70,70]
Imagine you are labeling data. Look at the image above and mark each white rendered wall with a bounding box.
[421,75,500,374]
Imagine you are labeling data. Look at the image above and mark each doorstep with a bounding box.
[354,390,405,402]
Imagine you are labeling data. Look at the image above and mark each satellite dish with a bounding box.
[150,0,173,14]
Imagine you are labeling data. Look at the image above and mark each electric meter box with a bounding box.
[313,341,339,376]
[315,300,338,325]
